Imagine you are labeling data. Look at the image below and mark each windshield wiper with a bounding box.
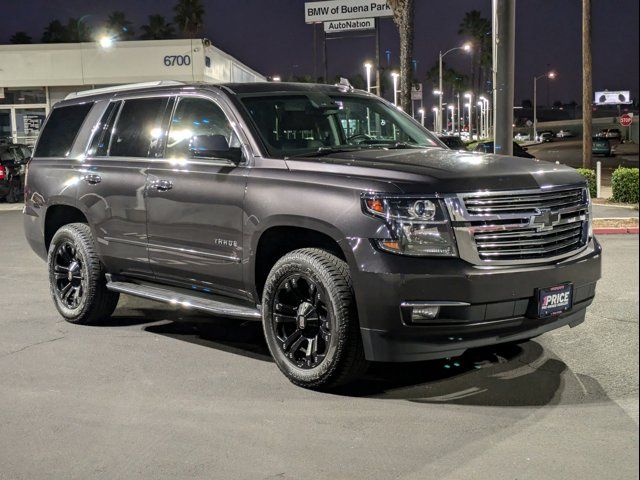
[287,145,368,159]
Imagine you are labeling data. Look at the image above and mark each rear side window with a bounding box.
[88,101,121,157]
[109,97,169,158]
[34,103,93,157]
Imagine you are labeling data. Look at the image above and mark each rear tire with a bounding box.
[47,223,119,325]
[262,248,367,390]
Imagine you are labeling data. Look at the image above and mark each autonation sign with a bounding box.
[305,0,392,23]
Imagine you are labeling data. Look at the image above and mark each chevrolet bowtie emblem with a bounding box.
[531,209,560,231]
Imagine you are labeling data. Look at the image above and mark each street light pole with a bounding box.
[533,71,556,140]
[448,105,456,134]
[432,107,438,131]
[438,43,471,133]
[364,63,372,93]
[464,92,473,138]
[419,108,425,127]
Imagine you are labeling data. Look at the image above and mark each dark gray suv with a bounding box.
[24,81,601,389]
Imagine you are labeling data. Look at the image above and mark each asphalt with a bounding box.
[0,210,638,480]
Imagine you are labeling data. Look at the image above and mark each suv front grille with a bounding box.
[463,188,585,216]
[445,186,591,265]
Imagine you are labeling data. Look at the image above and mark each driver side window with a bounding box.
[166,97,241,161]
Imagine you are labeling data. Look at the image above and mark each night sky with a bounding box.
[1,0,638,105]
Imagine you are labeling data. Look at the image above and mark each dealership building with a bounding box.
[0,38,265,145]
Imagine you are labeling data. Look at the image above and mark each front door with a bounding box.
[145,94,248,299]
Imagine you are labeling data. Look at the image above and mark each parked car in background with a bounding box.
[514,133,531,142]
[592,137,613,156]
[0,143,30,203]
[438,135,467,151]
[605,128,622,140]
[536,131,554,142]
[474,141,536,159]
[556,129,575,138]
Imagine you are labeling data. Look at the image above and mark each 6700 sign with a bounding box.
[163,55,191,67]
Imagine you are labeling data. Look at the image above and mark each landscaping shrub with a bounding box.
[611,167,639,204]
[575,168,597,198]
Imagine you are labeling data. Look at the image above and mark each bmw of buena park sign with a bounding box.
[305,0,393,23]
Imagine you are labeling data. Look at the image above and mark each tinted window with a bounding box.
[166,97,240,159]
[88,101,121,157]
[110,97,168,158]
[34,103,93,157]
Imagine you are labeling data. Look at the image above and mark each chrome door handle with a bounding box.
[83,174,102,185]
[152,179,173,192]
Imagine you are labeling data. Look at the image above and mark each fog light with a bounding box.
[411,306,440,322]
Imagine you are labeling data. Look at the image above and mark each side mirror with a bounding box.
[189,135,241,163]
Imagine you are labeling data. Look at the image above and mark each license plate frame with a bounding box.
[537,283,573,318]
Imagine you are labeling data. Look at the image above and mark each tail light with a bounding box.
[0,165,7,181]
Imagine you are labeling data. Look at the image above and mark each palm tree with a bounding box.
[458,10,491,96]
[174,0,205,38]
[387,0,415,111]
[65,18,93,42]
[106,11,135,40]
[41,20,67,43]
[140,15,175,40]
[10,31,32,44]
[582,0,593,169]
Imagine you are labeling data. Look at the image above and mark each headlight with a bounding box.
[363,194,458,257]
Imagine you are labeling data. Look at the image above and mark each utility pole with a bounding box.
[582,0,593,169]
[492,0,516,156]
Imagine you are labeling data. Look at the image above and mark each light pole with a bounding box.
[448,105,456,134]
[464,92,473,138]
[418,108,425,126]
[364,62,373,93]
[438,43,472,132]
[432,90,442,131]
[533,71,556,140]
[432,107,438,131]
[477,101,485,138]
[480,96,490,138]
[391,71,400,106]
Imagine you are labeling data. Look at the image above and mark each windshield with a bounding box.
[240,93,441,158]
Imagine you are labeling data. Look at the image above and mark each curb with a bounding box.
[594,227,639,235]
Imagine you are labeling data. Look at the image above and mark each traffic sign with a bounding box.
[620,113,633,127]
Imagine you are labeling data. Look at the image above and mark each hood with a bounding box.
[285,147,586,194]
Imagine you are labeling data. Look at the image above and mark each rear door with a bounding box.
[145,93,249,298]
[77,95,172,279]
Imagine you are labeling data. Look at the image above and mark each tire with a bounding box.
[47,223,119,324]
[262,248,367,390]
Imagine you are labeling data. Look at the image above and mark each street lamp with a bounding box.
[438,42,472,131]
[391,71,400,106]
[533,71,556,140]
[364,62,373,93]
[448,105,456,134]
[98,35,115,49]
[271,75,282,82]
[418,107,425,127]
[479,96,490,138]
[432,107,438,131]
[464,92,473,138]
[477,101,485,138]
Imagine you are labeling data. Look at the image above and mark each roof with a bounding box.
[220,82,361,95]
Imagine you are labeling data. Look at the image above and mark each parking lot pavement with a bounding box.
[0,209,638,480]
[527,139,639,170]
[593,203,639,219]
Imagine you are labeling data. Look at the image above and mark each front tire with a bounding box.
[262,248,367,389]
[47,223,119,324]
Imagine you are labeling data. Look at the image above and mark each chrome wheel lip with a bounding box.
[272,273,332,370]
[53,241,86,310]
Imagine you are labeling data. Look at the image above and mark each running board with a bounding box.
[106,278,262,320]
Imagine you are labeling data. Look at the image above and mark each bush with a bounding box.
[612,167,639,204]
[575,168,597,198]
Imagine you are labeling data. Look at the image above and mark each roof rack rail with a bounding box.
[65,81,185,100]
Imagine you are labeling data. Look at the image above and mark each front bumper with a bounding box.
[348,237,602,362]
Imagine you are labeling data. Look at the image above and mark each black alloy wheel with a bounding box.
[272,274,332,369]
[52,241,86,309]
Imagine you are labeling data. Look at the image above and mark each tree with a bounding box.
[458,11,491,95]
[106,11,135,40]
[65,18,93,42]
[426,62,468,99]
[140,15,175,40]
[41,20,67,43]
[174,0,205,38]
[387,0,415,111]
[582,0,593,169]
[10,31,32,44]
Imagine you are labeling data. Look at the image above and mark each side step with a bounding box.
[106,278,262,320]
